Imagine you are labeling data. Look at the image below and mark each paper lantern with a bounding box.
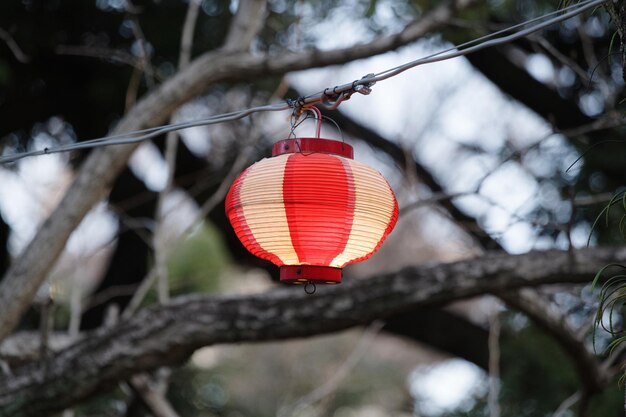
[225,121,398,287]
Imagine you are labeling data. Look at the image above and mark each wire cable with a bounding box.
[301,0,605,102]
[373,0,603,81]
[0,0,606,164]
[0,103,289,163]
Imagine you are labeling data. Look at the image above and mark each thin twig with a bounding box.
[530,34,591,83]
[0,360,11,377]
[0,26,30,63]
[129,374,180,417]
[179,0,201,69]
[500,289,606,393]
[278,321,385,417]
[125,65,144,113]
[121,140,255,319]
[126,1,155,89]
[400,192,474,217]
[154,0,201,305]
[573,192,616,207]
[55,45,141,71]
[552,391,582,417]
[83,284,140,312]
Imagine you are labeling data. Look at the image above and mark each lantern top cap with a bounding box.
[272,138,353,159]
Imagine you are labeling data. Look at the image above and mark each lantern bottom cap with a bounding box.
[280,265,343,284]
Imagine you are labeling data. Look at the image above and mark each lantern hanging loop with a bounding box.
[288,109,344,144]
[289,105,321,136]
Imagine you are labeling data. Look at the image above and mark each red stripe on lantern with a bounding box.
[283,153,355,266]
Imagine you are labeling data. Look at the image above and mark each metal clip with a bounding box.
[353,73,376,96]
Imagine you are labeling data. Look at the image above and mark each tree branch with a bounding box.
[465,46,592,130]
[223,0,267,51]
[0,0,475,344]
[498,289,607,394]
[318,106,502,250]
[0,247,624,417]
[129,374,180,417]
[321,103,622,386]
[0,26,29,64]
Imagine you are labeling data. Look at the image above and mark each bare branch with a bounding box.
[552,391,582,417]
[223,0,268,52]
[179,0,202,67]
[324,100,624,397]
[0,26,29,63]
[122,140,255,320]
[155,0,204,305]
[129,374,180,417]
[55,45,143,72]
[126,1,155,88]
[499,289,607,393]
[279,321,384,417]
[0,0,475,344]
[0,247,624,417]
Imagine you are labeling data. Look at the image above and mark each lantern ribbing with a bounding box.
[225,137,398,285]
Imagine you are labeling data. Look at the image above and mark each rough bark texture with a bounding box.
[0,0,475,344]
[0,246,624,417]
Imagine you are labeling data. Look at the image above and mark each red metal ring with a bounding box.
[280,265,343,284]
[272,138,353,159]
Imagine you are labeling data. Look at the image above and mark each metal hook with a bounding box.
[319,92,349,111]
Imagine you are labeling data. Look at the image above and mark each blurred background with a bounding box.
[0,0,625,416]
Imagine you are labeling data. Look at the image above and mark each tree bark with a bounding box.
[0,0,475,344]
[0,246,623,417]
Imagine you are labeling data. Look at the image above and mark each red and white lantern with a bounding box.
[225,112,398,286]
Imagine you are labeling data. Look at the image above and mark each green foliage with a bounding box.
[591,191,626,355]
[589,382,624,417]
[167,222,231,295]
[166,331,414,417]
[448,318,623,417]
[497,322,579,417]
[588,190,626,246]
[140,221,231,308]
[73,387,127,417]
